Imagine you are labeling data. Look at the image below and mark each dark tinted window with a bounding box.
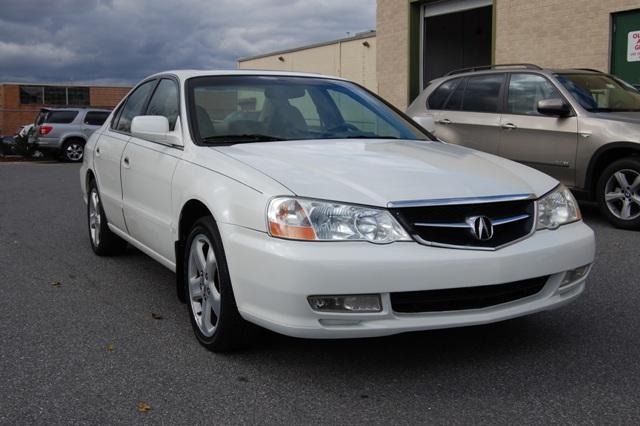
[146,79,179,130]
[68,87,90,106]
[444,79,465,110]
[44,111,78,124]
[428,78,461,109]
[462,74,504,113]
[84,111,110,126]
[20,86,43,104]
[507,74,561,115]
[44,87,67,105]
[115,80,156,133]
[46,111,78,124]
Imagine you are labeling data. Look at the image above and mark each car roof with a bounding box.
[40,107,111,112]
[147,69,348,82]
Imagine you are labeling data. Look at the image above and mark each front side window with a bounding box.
[84,111,110,126]
[556,73,640,112]
[507,74,562,116]
[45,111,78,124]
[115,80,156,133]
[462,74,504,113]
[146,79,179,130]
[187,76,430,143]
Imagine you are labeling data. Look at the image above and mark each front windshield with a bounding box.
[187,75,431,144]
[555,73,640,112]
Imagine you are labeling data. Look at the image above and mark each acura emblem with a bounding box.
[467,215,494,241]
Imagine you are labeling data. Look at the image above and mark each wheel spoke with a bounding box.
[605,191,625,201]
[189,276,202,298]
[614,171,630,189]
[209,287,221,317]
[202,298,213,329]
[195,240,207,271]
[631,194,640,207]
[630,174,640,192]
[621,198,632,219]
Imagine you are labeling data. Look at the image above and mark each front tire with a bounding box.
[596,158,640,230]
[87,179,128,255]
[184,216,248,352]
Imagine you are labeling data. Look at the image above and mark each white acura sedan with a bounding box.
[80,70,595,352]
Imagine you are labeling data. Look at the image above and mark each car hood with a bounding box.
[214,139,558,207]
[589,111,640,124]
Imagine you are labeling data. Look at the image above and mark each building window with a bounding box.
[19,85,90,106]
[68,87,90,106]
[44,86,67,105]
[19,86,44,104]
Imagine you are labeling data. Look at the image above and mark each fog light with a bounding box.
[560,264,591,287]
[308,294,382,313]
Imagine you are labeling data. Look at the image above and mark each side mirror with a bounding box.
[537,98,572,117]
[412,115,436,133]
[131,116,182,146]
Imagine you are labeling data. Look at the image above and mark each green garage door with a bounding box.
[612,9,640,87]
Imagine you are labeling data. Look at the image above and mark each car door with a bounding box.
[498,73,578,186]
[121,78,182,261]
[431,73,504,154]
[94,80,156,232]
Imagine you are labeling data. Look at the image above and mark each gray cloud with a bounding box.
[0,0,375,84]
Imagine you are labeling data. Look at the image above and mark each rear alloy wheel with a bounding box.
[63,140,84,162]
[597,158,640,230]
[184,217,248,352]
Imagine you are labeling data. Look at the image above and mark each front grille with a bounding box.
[390,276,548,313]
[390,198,535,249]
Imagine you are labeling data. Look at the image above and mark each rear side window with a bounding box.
[115,80,156,133]
[462,74,504,113]
[444,79,465,110]
[84,111,110,126]
[145,79,179,130]
[45,111,78,124]
[428,78,461,109]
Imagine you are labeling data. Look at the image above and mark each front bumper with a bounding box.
[221,221,595,338]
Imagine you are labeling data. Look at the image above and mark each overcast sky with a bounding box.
[0,0,375,85]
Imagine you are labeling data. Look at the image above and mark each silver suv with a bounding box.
[407,64,640,229]
[33,107,111,162]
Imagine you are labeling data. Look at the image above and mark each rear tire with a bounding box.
[87,179,128,255]
[61,139,85,162]
[183,216,249,352]
[596,158,640,230]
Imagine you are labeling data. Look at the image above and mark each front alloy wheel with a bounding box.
[188,234,222,337]
[183,217,248,352]
[597,158,640,229]
[87,179,128,255]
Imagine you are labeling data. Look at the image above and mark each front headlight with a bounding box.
[267,197,411,243]
[536,185,581,230]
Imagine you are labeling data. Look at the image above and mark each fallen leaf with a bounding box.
[137,401,152,413]
[151,313,163,320]
[105,343,114,352]
[51,281,62,288]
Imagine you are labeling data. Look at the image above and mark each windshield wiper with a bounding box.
[201,134,285,144]
[340,135,402,139]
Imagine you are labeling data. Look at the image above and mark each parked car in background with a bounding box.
[407,65,640,229]
[33,107,111,162]
[80,70,594,352]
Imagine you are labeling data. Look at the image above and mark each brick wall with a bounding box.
[494,0,640,69]
[0,84,130,136]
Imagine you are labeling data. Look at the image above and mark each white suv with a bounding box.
[80,70,595,352]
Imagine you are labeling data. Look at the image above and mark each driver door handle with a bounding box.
[95,147,101,156]
[437,118,452,125]
[501,123,517,130]
[123,157,130,168]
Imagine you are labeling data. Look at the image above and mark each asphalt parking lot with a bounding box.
[0,161,639,424]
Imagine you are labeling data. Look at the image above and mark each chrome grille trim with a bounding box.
[387,194,535,209]
[414,213,530,229]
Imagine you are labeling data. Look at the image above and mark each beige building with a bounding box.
[378,0,640,108]
[237,31,377,92]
